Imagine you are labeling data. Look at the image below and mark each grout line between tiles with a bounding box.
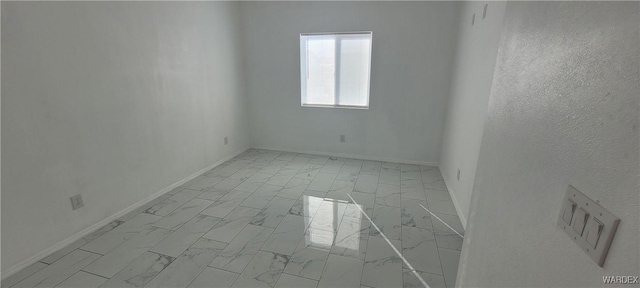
[437,246,463,253]
[279,271,321,285]
[347,193,430,288]
[425,203,449,286]
[77,248,103,256]
[78,269,110,280]
[50,270,82,287]
[315,179,351,286]
[418,203,463,238]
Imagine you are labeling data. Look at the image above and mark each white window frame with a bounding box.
[300,31,373,109]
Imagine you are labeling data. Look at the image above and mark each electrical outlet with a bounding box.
[70,194,84,210]
[457,169,461,181]
[340,135,346,143]
[224,136,228,145]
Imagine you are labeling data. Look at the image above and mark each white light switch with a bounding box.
[557,185,620,267]
[572,208,589,236]
[562,199,576,224]
[585,217,604,248]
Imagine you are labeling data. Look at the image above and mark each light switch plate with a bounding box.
[557,185,620,267]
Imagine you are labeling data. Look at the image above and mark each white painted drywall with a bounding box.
[459,2,639,286]
[1,1,250,271]
[240,1,459,164]
[439,2,506,226]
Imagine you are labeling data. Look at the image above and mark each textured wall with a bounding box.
[459,2,639,286]
[439,1,506,225]
[1,1,250,271]
[241,1,459,164]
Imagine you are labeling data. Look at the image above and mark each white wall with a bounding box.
[459,2,639,286]
[240,1,459,165]
[1,1,250,272]
[439,2,506,226]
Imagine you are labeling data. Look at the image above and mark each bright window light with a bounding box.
[300,32,372,109]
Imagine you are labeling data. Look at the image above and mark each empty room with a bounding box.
[1,1,638,287]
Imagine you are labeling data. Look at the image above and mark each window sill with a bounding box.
[301,104,369,110]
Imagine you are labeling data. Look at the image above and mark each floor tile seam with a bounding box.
[243,248,300,286]
[371,201,402,209]
[246,188,324,260]
[401,264,445,277]
[417,204,463,239]
[141,230,231,288]
[41,266,84,288]
[27,251,104,288]
[244,198,296,233]
[77,248,104,256]
[77,269,110,280]
[399,223,444,278]
[423,187,448,192]
[199,213,255,244]
[346,193,430,288]
[206,261,244,275]
[88,222,177,280]
[280,271,320,283]
[418,204,453,287]
[182,264,219,288]
[7,263,50,288]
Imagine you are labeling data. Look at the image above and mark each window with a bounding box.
[300,32,372,109]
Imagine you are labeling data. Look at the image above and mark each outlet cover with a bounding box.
[457,169,461,181]
[224,137,228,145]
[70,194,84,210]
[340,135,346,143]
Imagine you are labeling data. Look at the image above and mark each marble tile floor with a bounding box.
[2,149,465,288]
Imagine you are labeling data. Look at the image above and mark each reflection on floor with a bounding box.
[2,149,465,288]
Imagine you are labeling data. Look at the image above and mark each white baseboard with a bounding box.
[253,146,439,167]
[1,148,248,280]
[439,168,468,228]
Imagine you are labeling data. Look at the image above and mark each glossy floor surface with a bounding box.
[2,149,464,288]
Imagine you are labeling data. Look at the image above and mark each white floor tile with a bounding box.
[150,215,221,257]
[361,236,403,288]
[152,198,214,230]
[188,267,238,288]
[7,151,463,288]
[56,271,107,288]
[317,254,363,288]
[438,248,461,288]
[83,226,172,278]
[275,274,318,288]
[401,226,441,275]
[209,224,274,273]
[144,238,227,288]
[13,250,100,288]
[231,251,289,288]
[100,252,173,287]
